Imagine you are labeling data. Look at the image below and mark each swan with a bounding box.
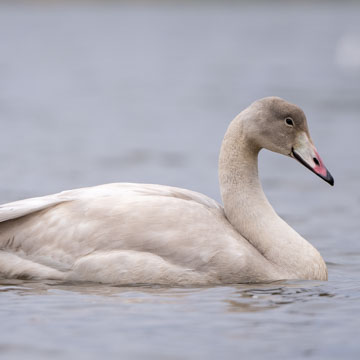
[0,97,334,285]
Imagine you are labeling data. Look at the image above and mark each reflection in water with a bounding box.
[0,279,335,310]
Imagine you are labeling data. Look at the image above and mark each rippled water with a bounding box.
[0,1,359,359]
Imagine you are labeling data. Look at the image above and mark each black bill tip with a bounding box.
[325,170,334,186]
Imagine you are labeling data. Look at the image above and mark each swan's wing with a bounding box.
[0,183,223,223]
[0,183,249,284]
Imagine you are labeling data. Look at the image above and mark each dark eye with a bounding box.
[285,117,294,127]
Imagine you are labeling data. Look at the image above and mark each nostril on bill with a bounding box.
[313,157,320,166]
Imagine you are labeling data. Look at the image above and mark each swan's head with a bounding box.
[246,96,334,186]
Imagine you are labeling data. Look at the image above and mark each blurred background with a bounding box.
[0,1,359,359]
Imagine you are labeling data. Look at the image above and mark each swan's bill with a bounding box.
[290,132,334,186]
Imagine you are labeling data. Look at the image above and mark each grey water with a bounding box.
[0,1,359,359]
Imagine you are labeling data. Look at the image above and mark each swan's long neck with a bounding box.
[218,113,327,280]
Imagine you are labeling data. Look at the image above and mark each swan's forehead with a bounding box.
[256,97,309,130]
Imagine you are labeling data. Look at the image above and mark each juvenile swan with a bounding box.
[0,97,334,285]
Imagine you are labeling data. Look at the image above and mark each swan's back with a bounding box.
[0,183,223,223]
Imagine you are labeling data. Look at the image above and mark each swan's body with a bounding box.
[0,97,333,284]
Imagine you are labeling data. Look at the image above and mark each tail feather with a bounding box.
[0,195,71,223]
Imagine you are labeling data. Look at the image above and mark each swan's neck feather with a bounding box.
[218,112,327,280]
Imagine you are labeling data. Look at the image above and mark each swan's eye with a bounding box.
[285,117,294,127]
